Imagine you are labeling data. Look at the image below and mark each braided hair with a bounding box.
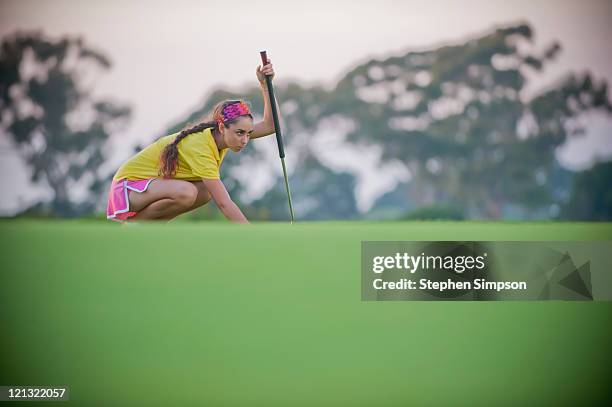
[158,99,253,178]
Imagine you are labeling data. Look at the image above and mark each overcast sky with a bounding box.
[1,0,611,214]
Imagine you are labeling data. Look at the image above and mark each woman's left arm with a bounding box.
[251,60,281,140]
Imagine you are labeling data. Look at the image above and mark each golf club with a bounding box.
[260,50,295,224]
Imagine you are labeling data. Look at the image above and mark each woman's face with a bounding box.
[222,116,254,152]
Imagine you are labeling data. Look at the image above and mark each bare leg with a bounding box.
[131,198,190,220]
[127,179,198,221]
[127,179,212,222]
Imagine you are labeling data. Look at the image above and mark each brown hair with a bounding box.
[158,99,253,178]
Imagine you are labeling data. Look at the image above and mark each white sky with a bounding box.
[1,0,611,214]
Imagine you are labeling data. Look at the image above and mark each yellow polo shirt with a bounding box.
[113,127,228,181]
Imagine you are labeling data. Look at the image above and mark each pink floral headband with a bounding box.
[216,101,251,127]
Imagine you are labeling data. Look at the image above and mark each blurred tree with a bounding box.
[336,23,612,218]
[0,30,131,216]
[559,160,612,221]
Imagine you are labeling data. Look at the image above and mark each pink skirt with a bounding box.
[106,178,156,222]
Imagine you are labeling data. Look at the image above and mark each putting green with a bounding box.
[1,220,611,406]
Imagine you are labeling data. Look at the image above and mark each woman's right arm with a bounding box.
[201,179,249,224]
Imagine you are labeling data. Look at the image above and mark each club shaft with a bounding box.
[280,157,295,224]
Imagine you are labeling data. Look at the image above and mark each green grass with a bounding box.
[1,220,611,406]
